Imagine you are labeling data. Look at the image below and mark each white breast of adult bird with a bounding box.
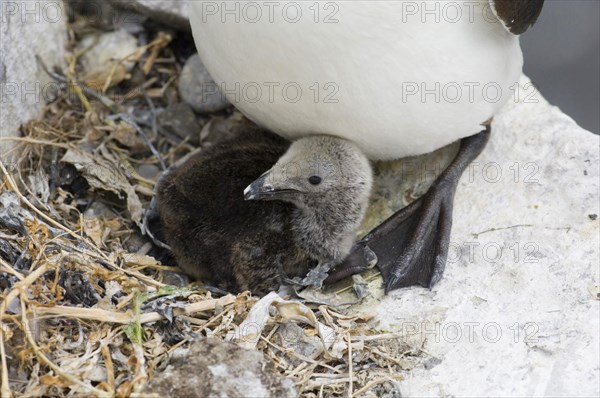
[190,0,523,160]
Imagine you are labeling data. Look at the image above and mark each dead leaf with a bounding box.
[109,121,145,150]
[60,146,143,225]
[82,215,104,247]
[39,375,72,388]
[27,169,50,204]
[123,252,161,268]
[227,292,345,358]
[83,64,129,90]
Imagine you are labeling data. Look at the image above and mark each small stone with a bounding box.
[84,202,116,220]
[136,164,160,180]
[423,357,443,370]
[77,29,138,75]
[589,214,598,221]
[274,323,322,367]
[179,54,230,114]
[142,339,296,398]
[157,103,203,144]
[161,271,190,287]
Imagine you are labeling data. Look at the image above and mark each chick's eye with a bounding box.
[308,175,322,185]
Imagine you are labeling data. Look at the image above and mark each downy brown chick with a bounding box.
[155,129,372,295]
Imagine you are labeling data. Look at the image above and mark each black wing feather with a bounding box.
[491,0,545,35]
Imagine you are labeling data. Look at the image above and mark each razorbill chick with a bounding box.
[155,128,372,295]
[189,0,545,292]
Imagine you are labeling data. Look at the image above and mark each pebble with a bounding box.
[157,102,203,144]
[178,54,230,114]
[161,271,190,287]
[77,29,138,75]
[83,202,116,219]
[136,164,160,180]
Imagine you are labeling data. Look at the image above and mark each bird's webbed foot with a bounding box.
[325,126,491,293]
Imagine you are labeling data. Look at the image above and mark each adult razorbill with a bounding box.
[189,0,545,292]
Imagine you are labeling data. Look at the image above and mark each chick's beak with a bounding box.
[244,171,300,201]
[244,172,273,201]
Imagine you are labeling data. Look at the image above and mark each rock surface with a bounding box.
[108,0,190,31]
[0,0,67,162]
[349,77,600,397]
[142,338,297,398]
[67,0,147,33]
[179,54,230,114]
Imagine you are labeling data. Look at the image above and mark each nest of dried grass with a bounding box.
[0,10,424,398]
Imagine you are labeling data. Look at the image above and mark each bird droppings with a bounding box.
[0,6,422,397]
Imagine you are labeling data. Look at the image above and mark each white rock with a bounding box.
[179,54,230,114]
[142,339,296,397]
[353,77,599,397]
[77,29,138,74]
[0,0,67,162]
